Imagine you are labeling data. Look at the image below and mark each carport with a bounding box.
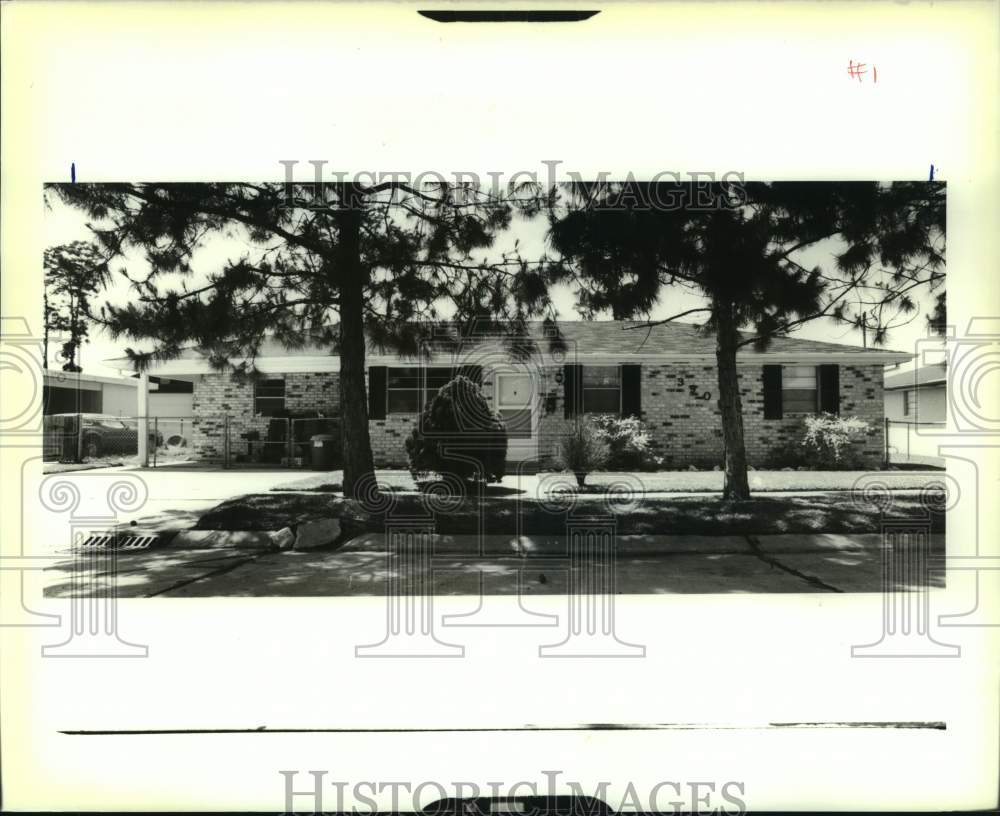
[105,345,340,469]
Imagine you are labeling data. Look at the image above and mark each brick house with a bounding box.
[123,321,910,469]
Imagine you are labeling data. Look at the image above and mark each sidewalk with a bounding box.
[42,531,945,598]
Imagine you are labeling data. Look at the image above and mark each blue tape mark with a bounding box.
[929,164,935,181]
[71,162,76,183]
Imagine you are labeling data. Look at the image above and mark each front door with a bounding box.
[495,372,537,462]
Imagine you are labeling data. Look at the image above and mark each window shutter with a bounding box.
[458,364,483,385]
[563,364,582,418]
[819,364,840,414]
[620,364,642,418]
[762,365,783,419]
[368,366,387,420]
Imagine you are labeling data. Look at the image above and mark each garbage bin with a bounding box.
[310,434,339,470]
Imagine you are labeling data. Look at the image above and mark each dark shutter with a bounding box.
[563,363,582,418]
[457,364,483,385]
[819,364,840,415]
[762,365,783,419]
[620,364,642,418]
[368,366,387,420]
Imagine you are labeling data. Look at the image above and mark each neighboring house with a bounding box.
[42,371,194,418]
[884,362,947,423]
[115,321,910,469]
[882,361,947,467]
[43,371,139,416]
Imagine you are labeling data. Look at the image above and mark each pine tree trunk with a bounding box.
[715,304,751,500]
[335,186,376,497]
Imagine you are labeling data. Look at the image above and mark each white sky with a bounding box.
[44,193,944,378]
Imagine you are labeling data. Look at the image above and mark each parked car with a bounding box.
[48,413,163,459]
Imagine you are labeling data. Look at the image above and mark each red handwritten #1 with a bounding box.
[847,60,877,83]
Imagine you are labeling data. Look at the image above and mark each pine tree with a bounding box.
[547,181,945,499]
[49,181,553,493]
[927,291,947,336]
[43,241,111,371]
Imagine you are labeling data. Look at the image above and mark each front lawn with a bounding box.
[196,490,944,536]
[194,492,345,531]
[272,468,945,495]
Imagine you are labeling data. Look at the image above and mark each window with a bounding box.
[781,365,818,413]
[582,365,621,414]
[387,367,456,414]
[903,389,911,416]
[254,378,285,416]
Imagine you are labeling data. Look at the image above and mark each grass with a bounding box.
[196,493,345,531]
[196,491,945,535]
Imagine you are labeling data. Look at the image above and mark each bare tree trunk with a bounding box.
[715,304,751,500]
[335,185,376,497]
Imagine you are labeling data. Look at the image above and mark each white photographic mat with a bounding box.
[1,2,998,812]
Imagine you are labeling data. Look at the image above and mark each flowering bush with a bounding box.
[764,414,872,470]
[801,413,871,468]
[590,415,653,470]
[556,420,610,486]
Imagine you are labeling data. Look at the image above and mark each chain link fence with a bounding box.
[43,414,154,464]
[44,413,343,470]
[223,415,342,469]
[44,414,200,468]
[149,416,197,467]
[885,418,946,468]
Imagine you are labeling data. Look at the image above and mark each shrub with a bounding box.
[404,375,508,483]
[556,420,610,486]
[802,413,871,468]
[766,414,871,470]
[590,414,653,470]
[763,440,809,469]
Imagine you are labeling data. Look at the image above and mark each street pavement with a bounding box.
[31,465,945,598]
[42,531,945,598]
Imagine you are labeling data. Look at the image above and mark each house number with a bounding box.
[688,384,712,401]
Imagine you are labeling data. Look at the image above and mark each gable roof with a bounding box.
[884,362,947,390]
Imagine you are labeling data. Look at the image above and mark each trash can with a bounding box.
[310,434,339,470]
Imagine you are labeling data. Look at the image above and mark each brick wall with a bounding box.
[537,362,885,469]
[370,411,418,466]
[635,363,884,468]
[189,362,885,469]
[191,372,340,462]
